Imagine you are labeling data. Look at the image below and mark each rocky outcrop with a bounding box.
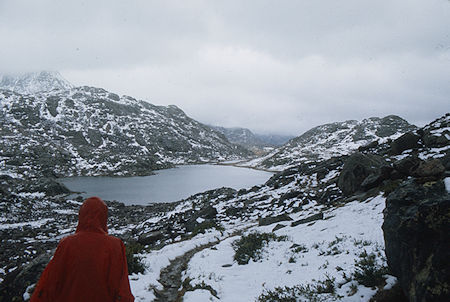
[337,153,387,196]
[382,179,450,302]
[389,132,421,155]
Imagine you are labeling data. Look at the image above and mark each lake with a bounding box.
[61,164,273,205]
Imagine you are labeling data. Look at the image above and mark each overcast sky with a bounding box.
[1,0,449,136]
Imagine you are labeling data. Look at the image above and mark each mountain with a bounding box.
[212,126,294,148]
[244,115,417,171]
[212,126,266,147]
[1,114,448,301]
[255,133,294,146]
[0,86,250,177]
[0,71,74,95]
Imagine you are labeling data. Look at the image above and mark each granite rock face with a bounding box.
[382,179,450,302]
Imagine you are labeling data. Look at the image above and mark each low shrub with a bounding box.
[125,241,147,274]
[232,232,287,265]
[192,219,224,236]
[352,250,388,288]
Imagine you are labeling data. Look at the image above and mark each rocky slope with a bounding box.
[243,115,417,171]
[0,86,250,178]
[1,113,448,301]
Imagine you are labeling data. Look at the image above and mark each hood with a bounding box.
[76,197,108,234]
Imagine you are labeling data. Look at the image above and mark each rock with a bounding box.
[138,230,164,245]
[422,134,449,148]
[279,190,301,202]
[0,252,51,302]
[272,224,286,232]
[358,140,379,152]
[291,212,323,227]
[197,205,218,220]
[337,153,387,196]
[382,179,450,302]
[361,166,393,191]
[25,178,70,195]
[412,158,445,178]
[393,155,421,176]
[389,132,421,155]
[258,214,292,226]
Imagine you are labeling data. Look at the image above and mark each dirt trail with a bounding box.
[153,241,218,302]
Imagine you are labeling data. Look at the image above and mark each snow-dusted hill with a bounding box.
[0,86,250,177]
[0,71,74,95]
[243,115,417,171]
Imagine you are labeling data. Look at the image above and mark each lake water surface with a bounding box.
[61,164,273,205]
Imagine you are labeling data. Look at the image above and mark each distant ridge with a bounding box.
[243,115,417,170]
[0,71,74,94]
[212,126,294,148]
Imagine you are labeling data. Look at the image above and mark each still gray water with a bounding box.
[61,164,273,205]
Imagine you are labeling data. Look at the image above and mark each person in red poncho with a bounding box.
[30,196,134,302]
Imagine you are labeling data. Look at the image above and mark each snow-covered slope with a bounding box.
[244,115,416,171]
[0,87,250,177]
[0,71,74,95]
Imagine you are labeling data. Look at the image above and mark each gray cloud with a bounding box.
[1,0,449,135]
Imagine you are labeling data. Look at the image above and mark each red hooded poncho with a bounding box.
[31,197,134,302]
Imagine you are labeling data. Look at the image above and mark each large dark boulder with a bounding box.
[393,155,421,176]
[382,179,450,302]
[412,158,445,178]
[389,132,421,155]
[337,153,387,196]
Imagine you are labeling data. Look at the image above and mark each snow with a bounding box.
[184,289,219,302]
[0,218,53,230]
[129,195,390,301]
[445,177,450,193]
[130,230,226,301]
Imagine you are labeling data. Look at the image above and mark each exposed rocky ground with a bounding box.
[1,112,448,301]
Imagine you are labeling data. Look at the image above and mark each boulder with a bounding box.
[382,179,450,302]
[291,212,323,227]
[389,132,421,155]
[258,214,292,226]
[138,230,164,245]
[361,165,393,191]
[337,153,387,196]
[412,158,445,178]
[393,155,421,176]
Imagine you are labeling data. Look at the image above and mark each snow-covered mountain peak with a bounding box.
[0,71,74,95]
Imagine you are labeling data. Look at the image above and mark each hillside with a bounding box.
[1,113,448,301]
[243,115,417,171]
[0,85,250,178]
[212,126,293,148]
